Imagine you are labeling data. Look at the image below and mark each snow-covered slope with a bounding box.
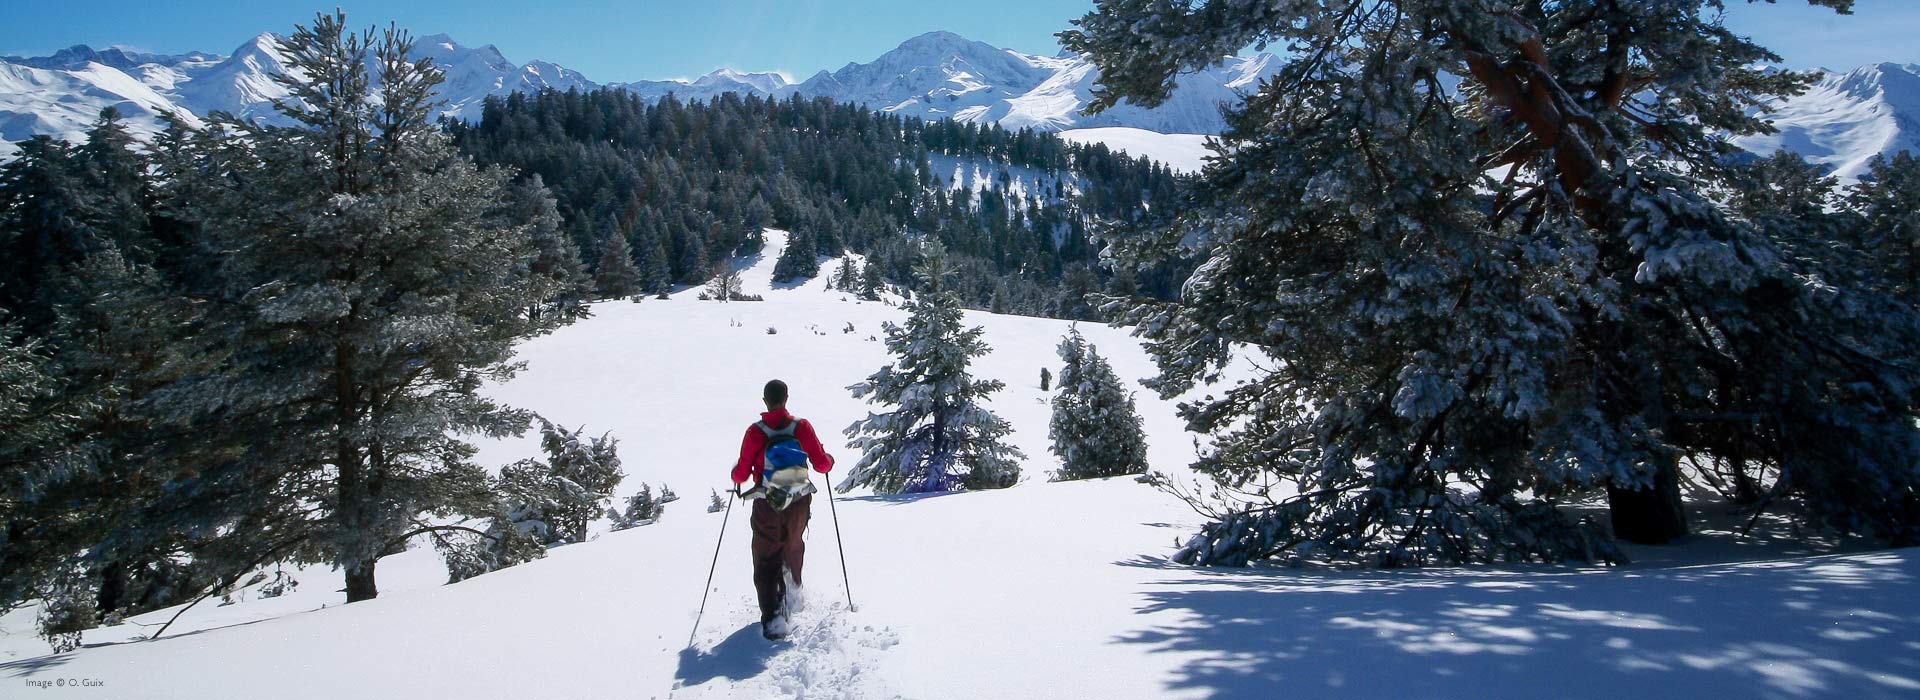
[0,29,1277,161]
[0,60,201,158]
[410,33,596,122]
[3,229,1913,700]
[1059,127,1215,173]
[168,34,300,125]
[792,31,1057,121]
[1737,62,1920,180]
[606,31,1276,136]
[785,31,1279,135]
[1,45,218,74]
[613,68,792,104]
[0,32,596,147]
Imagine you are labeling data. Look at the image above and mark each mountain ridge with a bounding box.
[0,28,1275,159]
[2,29,1915,176]
[1734,62,1920,180]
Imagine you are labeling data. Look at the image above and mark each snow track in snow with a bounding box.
[3,228,1914,700]
[674,595,900,700]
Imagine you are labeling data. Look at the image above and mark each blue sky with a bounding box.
[3,1,1914,81]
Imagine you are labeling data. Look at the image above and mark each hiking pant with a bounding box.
[749,493,811,624]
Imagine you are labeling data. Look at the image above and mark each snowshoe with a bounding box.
[738,467,816,511]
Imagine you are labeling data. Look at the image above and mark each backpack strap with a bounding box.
[755,419,799,439]
[755,419,804,474]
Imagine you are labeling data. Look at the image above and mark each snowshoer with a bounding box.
[732,379,835,640]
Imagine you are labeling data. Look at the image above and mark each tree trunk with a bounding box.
[1731,457,1763,505]
[1607,458,1689,544]
[930,407,948,492]
[334,339,377,602]
[344,560,377,602]
[95,560,128,617]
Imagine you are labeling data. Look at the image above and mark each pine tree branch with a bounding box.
[386,524,497,551]
[152,536,309,639]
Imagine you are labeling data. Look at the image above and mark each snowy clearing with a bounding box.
[2,230,1913,700]
[1059,127,1215,174]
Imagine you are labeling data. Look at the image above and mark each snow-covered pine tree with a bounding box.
[71,108,154,261]
[706,260,744,302]
[673,225,710,286]
[610,483,674,530]
[1049,329,1148,481]
[773,227,820,282]
[633,230,673,296]
[841,240,1024,493]
[154,12,579,601]
[36,568,96,653]
[442,420,620,580]
[492,460,562,545]
[0,137,100,332]
[858,260,885,300]
[532,419,624,543]
[39,246,215,620]
[0,320,86,612]
[833,256,859,292]
[515,175,590,322]
[594,225,641,299]
[1064,0,1920,565]
[0,112,222,631]
[439,515,544,585]
[1848,153,1920,303]
[485,420,622,546]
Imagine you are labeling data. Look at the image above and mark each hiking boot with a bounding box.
[762,615,790,641]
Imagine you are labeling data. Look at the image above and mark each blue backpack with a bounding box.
[757,420,811,480]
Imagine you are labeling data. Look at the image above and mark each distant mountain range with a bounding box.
[0,29,1276,159]
[1,29,1914,177]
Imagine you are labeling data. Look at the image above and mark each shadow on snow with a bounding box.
[836,489,971,507]
[674,621,780,689]
[2,615,286,677]
[1,652,71,678]
[1109,550,1920,699]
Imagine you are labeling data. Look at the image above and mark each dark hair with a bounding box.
[763,379,789,405]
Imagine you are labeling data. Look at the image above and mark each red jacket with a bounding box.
[733,409,835,485]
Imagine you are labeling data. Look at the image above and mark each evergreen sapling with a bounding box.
[841,240,1024,493]
[1049,329,1149,481]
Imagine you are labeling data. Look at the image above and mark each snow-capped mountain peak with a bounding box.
[1736,61,1920,180]
[414,34,515,75]
[1,45,217,73]
[3,27,1914,172]
[693,68,788,94]
[894,29,976,52]
[765,31,1286,133]
[169,33,298,123]
[403,34,596,121]
[1831,62,1920,100]
[799,30,1054,109]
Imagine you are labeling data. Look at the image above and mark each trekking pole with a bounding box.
[824,473,856,612]
[687,486,735,648]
